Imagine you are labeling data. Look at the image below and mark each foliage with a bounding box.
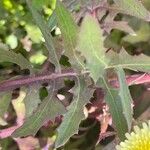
[0,0,150,149]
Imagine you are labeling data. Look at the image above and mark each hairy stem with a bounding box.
[0,72,149,92]
[0,72,77,92]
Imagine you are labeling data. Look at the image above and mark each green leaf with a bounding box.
[48,11,57,30]
[0,92,11,117]
[26,0,61,72]
[77,14,108,82]
[24,86,41,118]
[55,1,84,69]
[113,0,150,21]
[107,49,150,72]
[99,78,128,140]
[116,67,133,131]
[55,77,93,148]
[12,91,66,137]
[123,23,150,44]
[0,48,33,72]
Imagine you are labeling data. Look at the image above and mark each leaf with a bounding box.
[99,78,128,140]
[116,67,133,131]
[123,23,150,44]
[0,92,11,117]
[24,86,41,118]
[103,21,136,35]
[48,11,57,30]
[55,1,84,69]
[26,0,61,72]
[113,0,150,21]
[0,48,33,72]
[55,77,93,148]
[12,91,66,137]
[77,14,108,82]
[107,49,150,72]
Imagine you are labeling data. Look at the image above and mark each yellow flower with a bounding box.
[116,121,150,150]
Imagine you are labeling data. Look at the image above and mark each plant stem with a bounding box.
[0,72,77,92]
[109,73,150,87]
[0,72,149,92]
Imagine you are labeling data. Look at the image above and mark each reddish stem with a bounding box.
[0,72,149,92]
[110,73,150,88]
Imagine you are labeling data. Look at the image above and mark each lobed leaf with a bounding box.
[0,48,33,72]
[107,49,150,72]
[12,91,66,137]
[55,1,84,69]
[116,67,133,131]
[113,0,150,21]
[26,0,61,72]
[55,77,93,148]
[77,14,108,82]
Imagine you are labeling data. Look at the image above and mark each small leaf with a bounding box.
[99,78,128,140]
[113,0,150,21]
[24,86,41,118]
[77,14,108,82]
[107,49,150,72]
[55,1,84,69]
[0,92,11,117]
[116,67,133,131]
[12,91,66,137]
[0,48,33,72]
[26,0,61,72]
[55,77,93,148]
